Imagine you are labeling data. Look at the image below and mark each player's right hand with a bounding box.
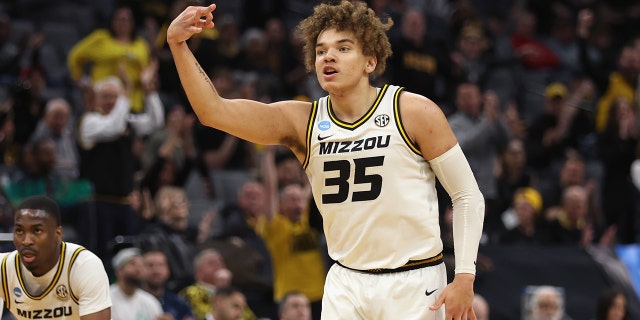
[167,4,216,45]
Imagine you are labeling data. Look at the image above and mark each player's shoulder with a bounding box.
[270,99,313,119]
[64,242,102,264]
[64,242,86,253]
[395,89,445,118]
[0,251,13,261]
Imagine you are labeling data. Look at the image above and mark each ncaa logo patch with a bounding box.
[374,114,390,127]
[318,120,331,131]
[56,285,69,301]
[13,287,22,297]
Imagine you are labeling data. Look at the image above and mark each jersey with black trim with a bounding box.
[0,242,103,319]
[303,84,443,270]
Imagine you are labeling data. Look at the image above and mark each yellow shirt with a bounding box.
[67,29,150,113]
[257,212,325,302]
[179,283,256,320]
[595,72,635,132]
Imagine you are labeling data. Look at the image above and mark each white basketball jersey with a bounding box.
[303,84,443,270]
[1,242,87,319]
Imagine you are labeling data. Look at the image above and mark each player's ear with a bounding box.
[55,226,63,244]
[365,56,377,73]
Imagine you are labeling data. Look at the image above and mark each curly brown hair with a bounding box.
[295,0,393,78]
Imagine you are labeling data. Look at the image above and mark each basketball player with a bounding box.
[167,1,484,319]
[0,195,111,319]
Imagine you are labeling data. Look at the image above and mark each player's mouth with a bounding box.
[20,250,37,264]
[323,66,338,75]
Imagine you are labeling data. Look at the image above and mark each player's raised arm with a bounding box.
[166,4,308,148]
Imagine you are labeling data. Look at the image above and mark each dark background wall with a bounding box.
[474,245,640,320]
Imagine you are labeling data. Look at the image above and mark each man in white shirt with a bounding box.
[109,247,166,320]
[76,75,164,275]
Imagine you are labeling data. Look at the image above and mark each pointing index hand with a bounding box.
[167,4,217,45]
[192,4,216,25]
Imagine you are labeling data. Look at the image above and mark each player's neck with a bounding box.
[329,85,378,123]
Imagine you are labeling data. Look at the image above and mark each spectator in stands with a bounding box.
[199,13,243,73]
[546,185,615,246]
[483,9,522,109]
[2,137,90,236]
[595,287,628,320]
[179,248,256,320]
[143,249,195,320]
[258,146,323,320]
[525,80,594,176]
[7,68,45,148]
[508,9,562,125]
[545,5,583,84]
[190,66,256,202]
[209,180,275,318]
[152,0,202,101]
[450,20,492,87]
[448,82,508,239]
[538,149,597,212]
[235,27,284,101]
[136,186,200,292]
[495,138,536,217]
[273,147,308,190]
[278,291,311,320]
[592,42,640,133]
[210,287,248,320]
[525,285,572,320]
[575,9,618,100]
[597,96,638,244]
[263,17,298,99]
[386,8,452,107]
[510,10,559,72]
[500,187,550,245]
[502,100,528,140]
[8,137,57,195]
[68,4,152,113]
[76,74,163,274]
[193,70,256,176]
[28,98,79,181]
[140,102,197,198]
[109,247,167,320]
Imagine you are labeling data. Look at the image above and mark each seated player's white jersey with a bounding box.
[303,84,443,270]
[0,242,111,319]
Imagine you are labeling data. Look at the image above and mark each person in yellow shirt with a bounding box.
[595,68,636,133]
[257,147,325,320]
[68,5,151,113]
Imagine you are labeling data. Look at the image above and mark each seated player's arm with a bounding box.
[70,251,112,319]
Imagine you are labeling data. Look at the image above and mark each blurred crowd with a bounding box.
[0,0,640,319]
